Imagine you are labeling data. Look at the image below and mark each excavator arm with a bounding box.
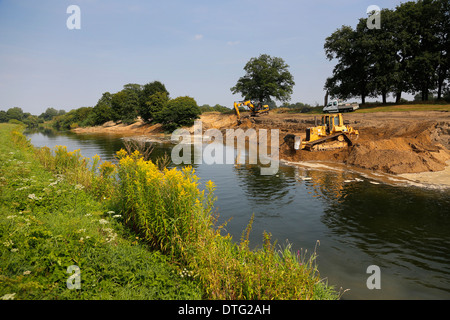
[233,100,269,124]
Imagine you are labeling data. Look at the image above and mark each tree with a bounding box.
[324,0,449,104]
[230,54,295,104]
[111,84,141,124]
[405,0,441,101]
[155,96,201,131]
[39,107,59,121]
[22,115,40,128]
[111,90,127,122]
[434,0,449,99]
[366,9,399,104]
[142,92,170,122]
[324,22,377,104]
[0,110,8,123]
[139,81,170,122]
[6,107,24,121]
[91,92,114,125]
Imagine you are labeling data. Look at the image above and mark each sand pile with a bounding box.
[72,119,165,136]
[345,122,450,174]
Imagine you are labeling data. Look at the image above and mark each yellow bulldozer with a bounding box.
[284,113,359,151]
[233,100,269,124]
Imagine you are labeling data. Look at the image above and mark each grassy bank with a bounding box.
[0,124,201,299]
[355,103,450,113]
[272,103,450,115]
[0,123,338,300]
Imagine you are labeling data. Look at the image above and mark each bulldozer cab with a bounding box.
[322,114,344,134]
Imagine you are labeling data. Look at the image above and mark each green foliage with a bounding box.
[279,101,314,113]
[39,108,59,121]
[0,108,44,128]
[88,92,114,126]
[0,124,201,300]
[7,119,24,126]
[199,104,232,114]
[116,150,338,300]
[110,84,141,125]
[325,0,450,103]
[141,92,170,123]
[52,107,94,130]
[6,107,24,121]
[139,81,170,123]
[231,54,295,104]
[155,96,201,131]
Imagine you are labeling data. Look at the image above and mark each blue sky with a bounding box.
[0,0,408,114]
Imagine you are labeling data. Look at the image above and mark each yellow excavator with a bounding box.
[284,113,359,151]
[233,100,269,124]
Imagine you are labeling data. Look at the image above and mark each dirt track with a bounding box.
[73,110,450,179]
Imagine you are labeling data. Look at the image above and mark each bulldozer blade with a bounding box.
[304,132,353,151]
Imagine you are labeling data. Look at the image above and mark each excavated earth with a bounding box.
[252,111,450,175]
[73,110,450,185]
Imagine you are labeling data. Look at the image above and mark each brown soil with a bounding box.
[72,120,166,137]
[72,110,450,177]
[250,111,450,175]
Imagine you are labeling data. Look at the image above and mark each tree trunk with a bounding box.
[422,85,429,101]
[382,90,387,104]
[395,91,402,104]
[437,72,445,100]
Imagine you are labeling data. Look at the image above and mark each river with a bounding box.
[25,128,450,300]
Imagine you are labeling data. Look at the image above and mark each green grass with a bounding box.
[273,103,450,115]
[354,104,450,113]
[0,123,201,300]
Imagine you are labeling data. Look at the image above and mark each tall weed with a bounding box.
[116,149,337,300]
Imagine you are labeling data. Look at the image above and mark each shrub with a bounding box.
[155,96,201,131]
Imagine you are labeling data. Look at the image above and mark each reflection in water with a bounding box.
[234,164,293,205]
[24,129,450,299]
[321,182,450,297]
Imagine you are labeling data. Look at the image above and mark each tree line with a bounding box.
[324,0,449,104]
[0,107,67,128]
[52,81,201,131]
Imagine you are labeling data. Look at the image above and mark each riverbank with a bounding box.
[1,123,338,300]
[72,110,450,188]
[0,123,202,300]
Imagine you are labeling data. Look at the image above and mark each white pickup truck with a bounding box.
[323,100,359,113]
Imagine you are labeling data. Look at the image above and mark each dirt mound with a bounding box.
[344,121,450,174]
[198,112,238,130]
[72,119,165,136]
[278,119,450,175]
